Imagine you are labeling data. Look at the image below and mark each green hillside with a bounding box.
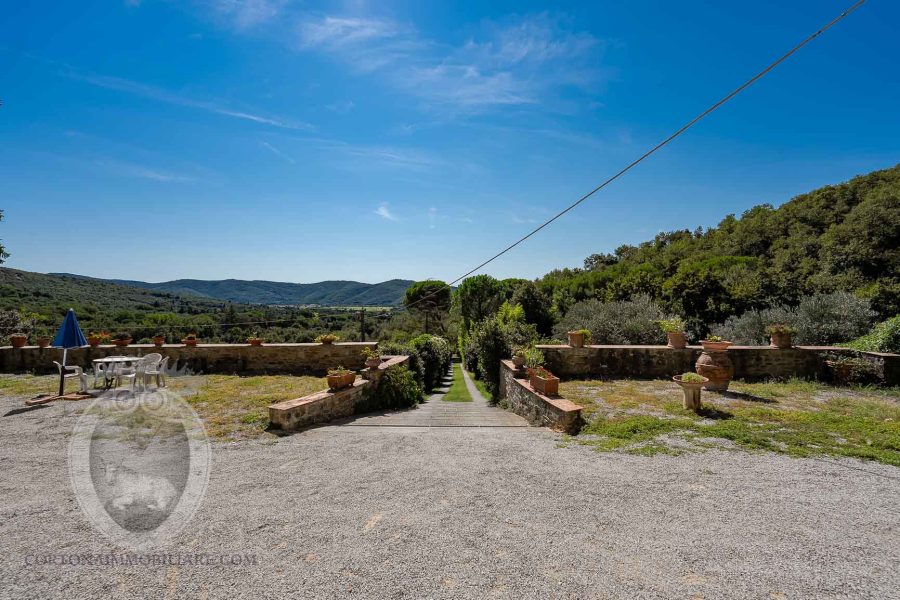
[51,275,413,306]
[539,163,900,328]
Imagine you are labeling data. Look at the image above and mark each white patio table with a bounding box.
[92,356,141,389]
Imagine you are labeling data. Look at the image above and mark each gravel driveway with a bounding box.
[1,392,898,599]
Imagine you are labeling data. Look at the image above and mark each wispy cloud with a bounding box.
[295,12,603,112]
[259,140,295,163]
[95,159,194,182]
[67,70,314,131]
[375,202,398,221]
[325,100,355,113]
[207,0,288,29]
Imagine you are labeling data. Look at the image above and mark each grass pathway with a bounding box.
[441,364,472,402]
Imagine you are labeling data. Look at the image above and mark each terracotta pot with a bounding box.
[512,355,526,368]
[321,339,335,345]
[695,350,734,392]
[182,339,198,347]
[666,332,687,349]
[113,338,132,347]
[88,337,102,347]
[673,375,708,411]
[153,336,166,347]
[327,372,356,390]
[365,357,382,369]
[531,373,559,396]
[700,340,732,352]
[769,332,792,349]
[567,331,585,348]
[10,334,27,348]
[37,337,51,348]
[248,338,263,347]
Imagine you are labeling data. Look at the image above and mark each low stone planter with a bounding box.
[700,340,732,352]
[673,374,708,411]
[327,372,356,390]
[531,372,559,396]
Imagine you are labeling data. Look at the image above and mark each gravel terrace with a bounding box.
[1,391,898,600]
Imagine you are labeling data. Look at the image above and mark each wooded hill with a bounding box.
[539,164,900,329]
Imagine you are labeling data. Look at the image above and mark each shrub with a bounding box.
[554,295,665,344]
[409,334,453,392]
[463,317,539,402]
[679,372,705,383]
[657,316,686,333]
[378,341,425,390]
[712,293,874,346]
[844,316,900,353]
[360,366,423,412]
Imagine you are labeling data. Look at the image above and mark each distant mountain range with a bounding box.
[48,273,414,306]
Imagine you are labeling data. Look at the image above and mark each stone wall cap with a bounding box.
[269,379,369,411]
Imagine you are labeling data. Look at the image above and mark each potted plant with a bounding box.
[316,333,340,345]
[10,333,27,348]
[530,366,559,396]
[327,366,356,390]
[361,346,382,369]
[87,331,111,347]
[766,324,795,349]
[113,332,132,347]
[699,335,732,352]
[673,372,709,411]
[152,334,166,347]
[567,329,592,348]
[182,332,199,347]
[658,317,687,349]
[695,335,734,392]
[511,347,528,369]
[248,333,264,347]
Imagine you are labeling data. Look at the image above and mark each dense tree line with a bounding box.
[538,164,900,335]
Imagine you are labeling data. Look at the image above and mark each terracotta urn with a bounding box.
[248,338,263,347]
[666,332,687,349]
[567,331,585,348]
[37,337,51,348]
[769,332,792,349]
[182,338,198,347]
[10,334,27,348]
[113,338,132,347]
[365,357,382,369]
[87,336,102,347]
[153,336,166,347]
[695,350,734,392]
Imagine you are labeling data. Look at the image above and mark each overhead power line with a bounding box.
[398,0,867,316]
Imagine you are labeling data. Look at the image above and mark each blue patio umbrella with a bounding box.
[52,308,88,396]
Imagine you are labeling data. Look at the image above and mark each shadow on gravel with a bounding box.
[3,405,49,417]
[696,405,733,420]
[722,391,777,404]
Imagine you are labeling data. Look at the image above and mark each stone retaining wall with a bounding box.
[268,355,410,431]
[499,360,583,434]
[0,342,377,375]
[536,345,900,385]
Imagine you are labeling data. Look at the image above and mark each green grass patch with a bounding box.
[465,370,492,400]
[441,364,472,403]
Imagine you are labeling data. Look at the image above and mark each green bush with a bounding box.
[378,341,425,390]
[845,316,900,353]
[409,334,453,392]
[465,317,538,402]
[360,366,423,412]
[553,294,665,344]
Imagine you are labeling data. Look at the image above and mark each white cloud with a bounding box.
[325,100,355,113]
[375,203,398,221]
[67,70,314,131]
[208,0,287,29]
[259,140,295,163]
[294,12,603,112]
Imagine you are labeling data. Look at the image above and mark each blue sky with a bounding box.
[1,0,897,284]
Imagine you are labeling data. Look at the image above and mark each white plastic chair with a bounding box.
[144,356,169,388]
[121,354,162,391]
[92,361,111,389]
[54,361,87,394]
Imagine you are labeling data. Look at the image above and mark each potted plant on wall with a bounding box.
[530,366,559,396]
[9,333,27,348]
[316,333,340,345]
[248,332,264,347]
[87,331,111,347]
[567,329,592,348]
[36,328,52,348]
[361,346,382,369]
[658,317,687,349]
[182,332,199,347]
[699,335,732,352]
[327,366,356,390]
[766,324,795,349]
[152,333,166,347]
[673,372,709,411]
[113,332,132,347]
